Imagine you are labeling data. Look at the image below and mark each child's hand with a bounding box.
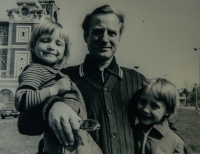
[49,78,72,96]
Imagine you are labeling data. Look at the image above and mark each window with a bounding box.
[0,23,8,45]
[21,7,29,16]
[16,26,31,42]
[0,49,7,71]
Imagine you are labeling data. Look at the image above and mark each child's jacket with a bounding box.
[134,120,191,154]
[16,63,102,154]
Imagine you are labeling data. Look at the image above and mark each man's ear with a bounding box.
[119,34,122,41]
[83,32,88,43]
[164,112,170,117]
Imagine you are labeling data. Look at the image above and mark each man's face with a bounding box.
[84,14,121,63]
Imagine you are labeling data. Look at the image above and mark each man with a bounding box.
[18,5,146,154]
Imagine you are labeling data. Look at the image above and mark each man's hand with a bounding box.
[49,78,72,96]
[48,101,82,147]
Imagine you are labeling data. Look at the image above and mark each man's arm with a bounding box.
[46,101,82,147]
[39,93,83,147]
[17,103,45,136]
[17,94,82,140]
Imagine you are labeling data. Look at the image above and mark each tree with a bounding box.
[191,86,200,109]
[180,88,191,105]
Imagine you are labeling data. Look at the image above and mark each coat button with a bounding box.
[104,88,108,92]
[111,133,116,138]
[108,110,112,114]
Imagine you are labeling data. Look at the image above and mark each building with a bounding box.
[0,0,59,105]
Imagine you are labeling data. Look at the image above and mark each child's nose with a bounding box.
[143,107,150,114]
[47,45,54,51]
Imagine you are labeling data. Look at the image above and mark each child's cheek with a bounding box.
[137,103,142,111]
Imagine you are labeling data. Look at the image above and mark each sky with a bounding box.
[1,0,200,90]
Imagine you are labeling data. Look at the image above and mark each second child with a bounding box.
[129,78,191,154]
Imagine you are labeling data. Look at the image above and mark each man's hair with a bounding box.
[82,5,125,37]
[29,21,70,66]
[144,78,179,117]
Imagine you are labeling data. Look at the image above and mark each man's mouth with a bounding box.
[95,45,111,49]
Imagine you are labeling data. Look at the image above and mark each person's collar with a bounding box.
[31,62,61,71]
[79,54,123,79]
[137,119,170,137]
[151,119,170,137]
[95,56,113,71]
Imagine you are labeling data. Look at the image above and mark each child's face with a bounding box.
[34,30,65,64]
[137,89,168,125]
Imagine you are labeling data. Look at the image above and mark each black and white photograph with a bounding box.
[0,0,200,153]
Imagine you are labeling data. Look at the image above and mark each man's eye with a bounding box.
[93,30,102,35]
[109,31,117,37]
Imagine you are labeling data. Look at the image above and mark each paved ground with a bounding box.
[0,117,42,154]
[0,107,199,154]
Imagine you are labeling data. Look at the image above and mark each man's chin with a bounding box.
[95,55,112,62]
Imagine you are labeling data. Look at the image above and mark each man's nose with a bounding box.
[101,32,109,43]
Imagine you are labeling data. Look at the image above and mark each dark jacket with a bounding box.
[63,55,146,154]
[18,54,146,154]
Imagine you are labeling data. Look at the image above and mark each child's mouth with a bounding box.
[139,113,151,120]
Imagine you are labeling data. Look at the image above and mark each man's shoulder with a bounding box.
[120,66,145,78]
[120,66,136,72]
[65,65,80,71]
[61,65,80,79]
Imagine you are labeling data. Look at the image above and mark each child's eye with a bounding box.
[57,42,63,46]
[151,103,160,109]
[41,39,48,43]
[139,100,146,105]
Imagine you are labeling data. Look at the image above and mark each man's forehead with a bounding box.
[90,14,121,30]
[91,13,120,23]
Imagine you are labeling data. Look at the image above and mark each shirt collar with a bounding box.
[79,54,123,79]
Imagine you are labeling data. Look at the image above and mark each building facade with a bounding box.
[0,0,59,105]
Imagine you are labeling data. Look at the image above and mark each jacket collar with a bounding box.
[137,119,170,137]
[79,54,123,79]
[151,119,170,137]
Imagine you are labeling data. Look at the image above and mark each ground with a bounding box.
[0,107,199,154]
[0,117,42,154]
[170,107,200,154]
